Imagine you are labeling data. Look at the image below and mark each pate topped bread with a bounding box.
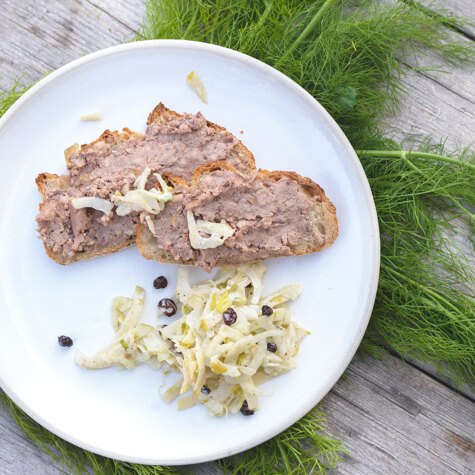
[136,162,338,271]
[36,103,256,264]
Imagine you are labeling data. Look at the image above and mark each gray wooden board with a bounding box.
[1,0,474,474]
[419,0,475,38]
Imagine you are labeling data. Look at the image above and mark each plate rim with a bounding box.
[0,39,380,465]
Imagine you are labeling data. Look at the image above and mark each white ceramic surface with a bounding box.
[0,40,379,465]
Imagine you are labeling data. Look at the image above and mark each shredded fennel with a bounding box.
[80,112,103,121]
[75,287,168,370]
[112,167,173,216]
[75,263,308,416]
[71,196,114,215]
[187,210,235,249]
[71,167,173,217]
[186,71,208,104]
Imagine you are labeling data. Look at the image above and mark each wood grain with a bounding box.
[0,401,65,474]
[385,68,474,152]
[0,0,474,474]
[402,29,475,104]
[329,355,475,475]
[417,0,475,38]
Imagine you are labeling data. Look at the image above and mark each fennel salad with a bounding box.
[75,263,309,416]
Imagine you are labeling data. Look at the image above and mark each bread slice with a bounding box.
[36,103,256,265]
[35,173,136,265]
[136,162,338,270]
[36,127,145,265]
[146,102,256,175]
[67,128,145,164]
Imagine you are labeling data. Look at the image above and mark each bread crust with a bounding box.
[77,128,145,154]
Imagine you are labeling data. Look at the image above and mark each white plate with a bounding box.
[0,40,379,465]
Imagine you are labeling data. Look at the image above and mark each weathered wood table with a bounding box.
[1,1,474,473]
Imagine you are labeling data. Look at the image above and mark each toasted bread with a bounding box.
[136,162,338,270]
[36,103,257,265]
[72,127,145,160]
[35,173,136,265]
[146,103,256,175]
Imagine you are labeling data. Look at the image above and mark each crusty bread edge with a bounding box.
[258,169,338,253]
[35,173,135,265]
[148,102,256,174]
[76,128,145,155]
[136,162,339,266]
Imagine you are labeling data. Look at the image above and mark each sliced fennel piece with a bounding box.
[71,168,173,217]
[75,287,168,370]
[80,112,103,121]
[71,196,114,215]
[186,71,208,104]
[112,170,173,216]
[187,210,235,249]
[145,215,156,235]
[260,284,303,307]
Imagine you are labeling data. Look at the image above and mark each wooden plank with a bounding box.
[398,353,475,402]
[327,354,475,475]
[383,67,474,152]
[0,397,65,474]
[416,0,475,38]
[401,30,475,104]
[0,0,145,93]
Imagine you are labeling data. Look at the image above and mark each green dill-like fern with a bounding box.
[1,0,474,474]
[217,406,347,474]
[359,141,475,385]
[0,79,33,116]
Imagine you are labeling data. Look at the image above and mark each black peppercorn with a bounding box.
[201,385,211,395]
[223,307,237,326]
[262,305,273,316]
[240,400,254,416]
[158,298,177,316]
[267,342,277,353]
[58,335,73,347]
[153,276,168,289]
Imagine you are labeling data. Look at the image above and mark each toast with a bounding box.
[136,162,338,271]
[36,103,256,265]
[36,127,146,265]
[35,173,136,265]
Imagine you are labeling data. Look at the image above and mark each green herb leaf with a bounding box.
[218,405,347,474]
[0,79,31,118]
[358,142,475,387]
